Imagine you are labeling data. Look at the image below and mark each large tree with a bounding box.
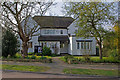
[64,2,116,59]
[1,2,54,57]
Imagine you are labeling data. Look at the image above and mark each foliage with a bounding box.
[42,46,52,56]
[30,55,36,59]
[63,68,118,76]
[64,2,117,59]
[35,53,42,56]
[28,52,34,55]
[60,56,120,64]
[64,55,74,62]
[14,53,22,59]
[2,30,20,58]
[2,2,54,55]
[39,56,47,60]
[2,64,50,72]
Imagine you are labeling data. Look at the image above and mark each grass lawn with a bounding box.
[1,64,50,72]
[63,68,118,76]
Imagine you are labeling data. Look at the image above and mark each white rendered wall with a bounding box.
[69,37,96,55]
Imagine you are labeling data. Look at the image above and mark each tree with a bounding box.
[64,2,116,59]
[1,2,54,57]
[2,29,19,58]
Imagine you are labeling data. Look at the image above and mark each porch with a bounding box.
[38,36,69,54]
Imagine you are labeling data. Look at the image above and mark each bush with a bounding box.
[25,56,30,59]
[31,55,36,59]
[83,55,91,62]
[64,55,74,62]
[35,53,42,56]
[39,56,47,60]
[28,52,34,55]
[109,49,118,57]
[42,46,51,56]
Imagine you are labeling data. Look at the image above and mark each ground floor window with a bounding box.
[81,42,92,50]
[76,41,92,50]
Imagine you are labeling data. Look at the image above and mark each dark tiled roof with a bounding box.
[32,16,74,29]
[76,40,93,42]
[38,35,69,41]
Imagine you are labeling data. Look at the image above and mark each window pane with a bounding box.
[84,42,86,49]
[87,42,89,49]
[81,42,83,49]
[77,42,79,49]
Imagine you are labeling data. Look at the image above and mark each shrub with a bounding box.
[39,56,47,60]
[42,46,51,56]
[83,55,91,62]
[25,56,30,59]
[31,55,36,59]
[35,53,42,56]
[64,55,74,62]
[28,52,34,55]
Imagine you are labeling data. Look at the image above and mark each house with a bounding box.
[20,16,96,55]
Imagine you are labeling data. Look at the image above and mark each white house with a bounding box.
[20,16,96,55]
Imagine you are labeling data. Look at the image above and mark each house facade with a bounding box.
[20,16,96,55]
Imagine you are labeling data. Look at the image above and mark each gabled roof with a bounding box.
[32,16,74,29]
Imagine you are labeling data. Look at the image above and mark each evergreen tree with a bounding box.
[2,30,19,58]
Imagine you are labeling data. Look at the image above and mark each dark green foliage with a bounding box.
[31,55,36,59]
[2,30,19,58]
[35,53,42,56]
[39,56,47,60]
[42,46,51,56]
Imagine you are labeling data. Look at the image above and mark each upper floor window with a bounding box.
[44,30,55,34]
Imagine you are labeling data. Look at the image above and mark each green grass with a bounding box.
[2,64,50,72]
[63,68,118,76]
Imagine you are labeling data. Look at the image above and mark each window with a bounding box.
[87,42,89,49]
[77,42,79,49]
[44,30,55,34]
[80,42,92,50]
[28,42,32,48]
[61,30,63,34]
[81,42,84,49]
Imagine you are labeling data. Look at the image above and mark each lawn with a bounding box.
[63,68,118,76]
[1,64,50,72]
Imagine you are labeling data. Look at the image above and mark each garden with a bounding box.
[60,55,120,64]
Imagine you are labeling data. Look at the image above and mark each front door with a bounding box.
[34,46,42,53]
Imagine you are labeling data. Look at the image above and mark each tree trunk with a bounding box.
[99,38,102,59]
[22,41,28,58]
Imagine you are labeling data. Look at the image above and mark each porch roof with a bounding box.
[38,35,69,41]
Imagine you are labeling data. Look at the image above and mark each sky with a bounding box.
[45,2,65,16]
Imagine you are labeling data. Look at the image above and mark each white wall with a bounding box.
[68,37,96,55]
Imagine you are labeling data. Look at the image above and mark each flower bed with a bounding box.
[60,55,120,64]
